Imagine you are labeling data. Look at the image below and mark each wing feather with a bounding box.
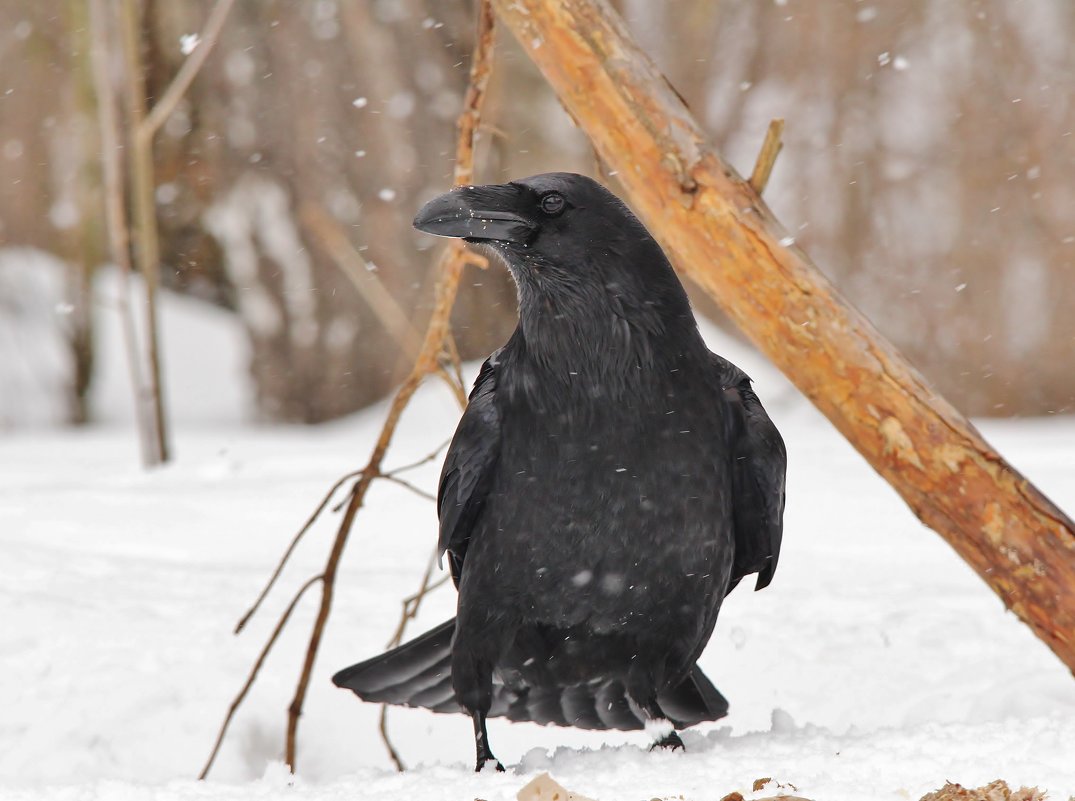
[713,356,787,591]
[437,353,502,586]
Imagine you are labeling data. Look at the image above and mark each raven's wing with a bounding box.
[714,356,787,591]
[437,353,502,586]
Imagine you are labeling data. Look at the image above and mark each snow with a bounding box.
[89,269,250,426]
[2,298,1074,800]
[0,249,74,428]
[179,33,201,56]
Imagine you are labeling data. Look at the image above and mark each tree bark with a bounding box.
[491,0,1075,672]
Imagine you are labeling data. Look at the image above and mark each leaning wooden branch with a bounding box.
[491,0,1075,671]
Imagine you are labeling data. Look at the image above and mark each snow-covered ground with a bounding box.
[1,287,1073,801]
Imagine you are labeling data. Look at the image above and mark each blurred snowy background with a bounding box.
[2,1,1074,800]
[2,0,1074,428]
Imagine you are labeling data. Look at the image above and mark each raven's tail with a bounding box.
[332,618,729,731]
[332,618,460,713]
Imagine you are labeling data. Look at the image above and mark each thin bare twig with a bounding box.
[88,0,153,466]
[433,365,469,408]
[142,0,237,138]
[383,439,451,477]
[442,331,468,401]
[199,574,323,780]
[203,1,496,777]
[280,1,497,771]
[378,707,406,772]
[749,117,785,195]
[379,548,450,770]
[380,474,437,503]
[387,559,449,650]
[235,469,364,634]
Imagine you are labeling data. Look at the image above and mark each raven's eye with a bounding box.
[539,192,566,216]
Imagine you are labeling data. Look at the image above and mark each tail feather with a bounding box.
[657,667,730,725]
[332,619,456,707]
[333,619,729,730]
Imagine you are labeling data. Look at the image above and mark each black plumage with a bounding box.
[332,173,786,770]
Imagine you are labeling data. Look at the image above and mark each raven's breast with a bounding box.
[462,391,734,658]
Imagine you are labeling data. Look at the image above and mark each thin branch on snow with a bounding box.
[378,547,450,771]
[202,0,496,776]
[234,469,364,635]
[379,474,437,503]
[378,706,406,773]
[386,551,448,651]
[235,438,446,637]
[281,0,496,769]
[199,574,324,780]
[382,439,452,477]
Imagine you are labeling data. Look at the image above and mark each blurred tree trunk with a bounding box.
[2,0,1074,422]
[140,0,517,422]
[65,0,105,424]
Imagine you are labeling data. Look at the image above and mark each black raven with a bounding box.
[333,173,786,771]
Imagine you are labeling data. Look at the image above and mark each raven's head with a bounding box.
[414,173,693,339]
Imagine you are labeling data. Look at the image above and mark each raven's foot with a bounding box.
[644,717,684,751]
[475,756,506,773]
[649,730,685,751]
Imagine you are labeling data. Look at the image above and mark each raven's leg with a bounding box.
[453,646,505,772]
[471,710,504,772]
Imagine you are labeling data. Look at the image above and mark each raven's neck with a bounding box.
[502,287,704,409]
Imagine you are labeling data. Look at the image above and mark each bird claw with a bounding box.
[649,731,685,752]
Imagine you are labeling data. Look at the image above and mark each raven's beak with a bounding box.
[413,185,536,245]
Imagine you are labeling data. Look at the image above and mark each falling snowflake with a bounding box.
[179,33,200,56]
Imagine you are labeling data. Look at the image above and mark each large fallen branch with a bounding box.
[491,0,1075,671]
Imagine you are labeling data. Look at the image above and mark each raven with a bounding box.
[333,173,786,771]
